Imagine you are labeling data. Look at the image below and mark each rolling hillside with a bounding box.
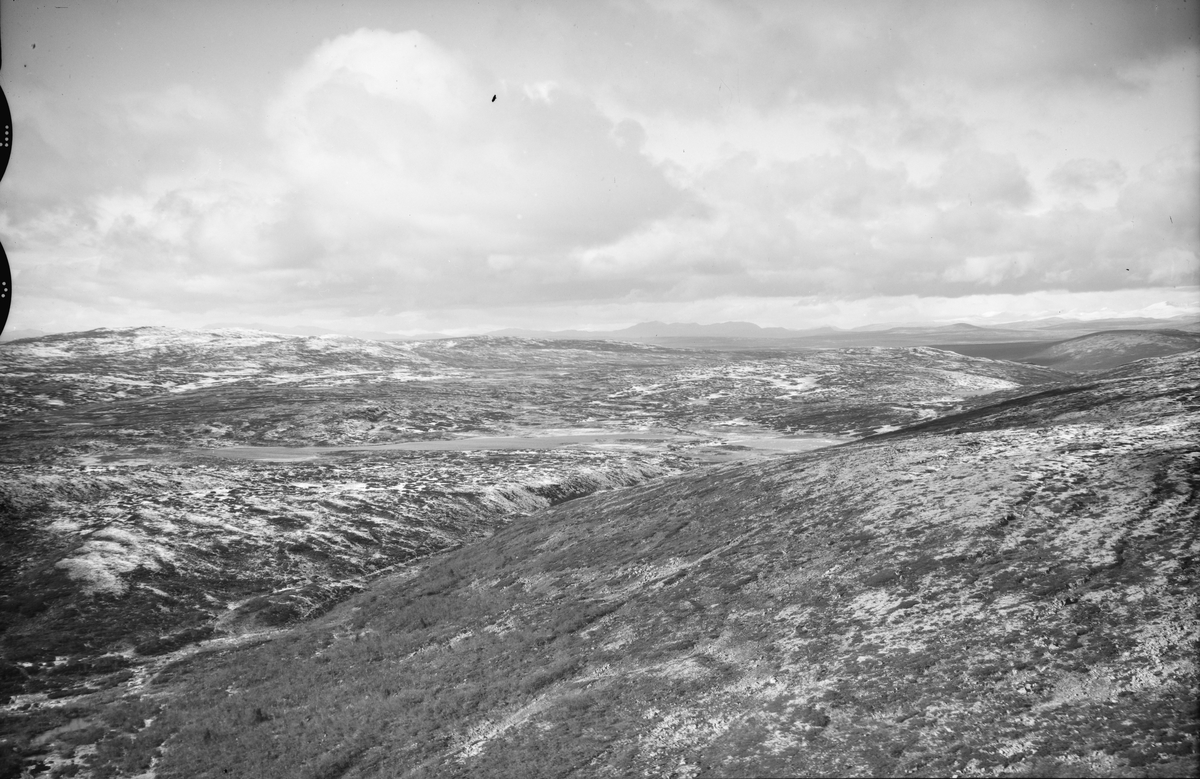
[1019,330,1200,373]
[19,350,1194,778]
[0,328,1064,456]
[939,330,1200,373]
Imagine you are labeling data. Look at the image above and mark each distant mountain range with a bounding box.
[492,320,826,340]
[3,314,1196,347]
[490,315,1200,348]
[200,322,454,342]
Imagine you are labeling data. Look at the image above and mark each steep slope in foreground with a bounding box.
[23,354,1200,778]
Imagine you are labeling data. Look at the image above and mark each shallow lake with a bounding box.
[199,430,848,462]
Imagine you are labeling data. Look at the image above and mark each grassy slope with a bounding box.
[59,352,1198,779]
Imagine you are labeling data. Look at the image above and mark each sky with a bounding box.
[1,0,1197,335]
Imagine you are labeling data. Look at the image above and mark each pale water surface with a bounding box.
[200,430,847,462]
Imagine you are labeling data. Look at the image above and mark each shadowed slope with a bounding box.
[1019,330,1200,373]
[939,330,1200,373]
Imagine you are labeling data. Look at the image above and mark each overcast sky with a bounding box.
[2,0,1197,335]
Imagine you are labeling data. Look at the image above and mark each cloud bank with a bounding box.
[2,1,1197,333]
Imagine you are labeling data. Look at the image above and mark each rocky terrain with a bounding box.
[1,328,1193,777]
[0,328,1063,451]
[11,348,1186,779]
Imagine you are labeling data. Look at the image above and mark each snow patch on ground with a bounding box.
[56,527,175,596]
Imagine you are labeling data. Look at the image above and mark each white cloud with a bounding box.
[523,81,559,103]
[251,29,686,309]
[1048,158,1127,195]
[943,253,1035,286]
[0,6,1196,335]
[119,84,238,136]
[934,147,1032,208]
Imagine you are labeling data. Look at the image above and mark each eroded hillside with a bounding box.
[18,351,1194,778]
